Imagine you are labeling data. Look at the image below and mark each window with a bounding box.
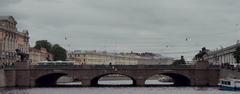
[227,82,231,85]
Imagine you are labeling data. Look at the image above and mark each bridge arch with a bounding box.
[145,73,191,86]
[90,73,136,86]
[34,72,81,87]
[35,73,67,87]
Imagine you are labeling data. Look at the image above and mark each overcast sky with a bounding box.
[1,0,240,60]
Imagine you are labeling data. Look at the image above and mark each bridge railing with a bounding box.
[30,64,197,69]
[1,64,220,70]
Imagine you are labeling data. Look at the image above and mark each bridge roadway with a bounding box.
[3,63,220,87]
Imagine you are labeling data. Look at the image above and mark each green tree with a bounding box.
[50,44,67,61]
[34,40,52,52]
[233,47,240,64]
[34,40,67,61]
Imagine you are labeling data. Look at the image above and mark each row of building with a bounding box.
[2,16,240,66]
[67,50,174,65]
[0,16,29,65]
[0,16,174,65]
[204,42,240,66]
[0,16,53,66]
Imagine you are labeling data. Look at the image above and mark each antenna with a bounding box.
[235,24,240,43]
[103,40,107,52]
[114,40,118,53]
[235,24,239,32]
[64,31,73,49]
[185,32,191,41]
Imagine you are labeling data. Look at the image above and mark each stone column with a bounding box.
[4,69,16,87]
[135,79,145,87]
[0,69,6,87]
[15,61,31,87]
[193,60,219,86]
[81,79,91,87]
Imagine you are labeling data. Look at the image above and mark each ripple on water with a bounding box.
[0,87,239,94]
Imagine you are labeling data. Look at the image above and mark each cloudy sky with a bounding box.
[1,0,240,60]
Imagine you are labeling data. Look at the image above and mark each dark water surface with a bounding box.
[0,87,238,94]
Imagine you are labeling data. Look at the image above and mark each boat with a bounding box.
[219,78,240,91]
[158,76,173,82]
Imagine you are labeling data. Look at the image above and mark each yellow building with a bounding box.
[0,16,29,65]
[29,47,53,65]
[67,50,138,65]
[68,50,174,65]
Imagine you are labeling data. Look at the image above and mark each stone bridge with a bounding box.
[3,61,220,87]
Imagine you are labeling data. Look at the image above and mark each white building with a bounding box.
[204,42,240,66]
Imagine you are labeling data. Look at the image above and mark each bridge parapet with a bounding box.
[194,60,220,69]
[31,65,196,69]
[3,63,220,71]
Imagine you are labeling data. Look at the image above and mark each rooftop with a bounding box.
[208,42,240,55]
[68,50,174,59]
[0,16,17,23]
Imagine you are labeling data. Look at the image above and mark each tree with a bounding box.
[50,44,67,61]
[34,40,67,61]
[34,40,52,52]
[172,56,186,65]
[233,47,240,64]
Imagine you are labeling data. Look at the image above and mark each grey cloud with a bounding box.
[0,0,22,7]
[1,0,240,60]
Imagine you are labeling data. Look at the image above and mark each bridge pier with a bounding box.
[15,69,30,87]
[4,70,16,87]
[192,61,220,86]
[15,62,31,87]
[81,79,91,87]
[0,69,6,87]
[135,79,145,87]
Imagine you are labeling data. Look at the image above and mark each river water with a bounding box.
[0,87,238,94]
[0,80,239,94]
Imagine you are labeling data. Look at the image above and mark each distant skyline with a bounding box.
[1,0,240,60]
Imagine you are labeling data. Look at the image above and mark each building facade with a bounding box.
[29,47,53,65]
[67,50,174,65]
[0,16,29,65]
[67,50,138,65]
[204,42,240,66]
[136,57,174,65]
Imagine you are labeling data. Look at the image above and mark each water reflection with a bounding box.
[0,88,29,94]
[97,74,133,86]
[0,87,238,94]
[57,82,82,86]
[145,80,173,85]
[98,80,133,85]
[55,74,175,86]
[98,80,173,85]
[55,80,174,86]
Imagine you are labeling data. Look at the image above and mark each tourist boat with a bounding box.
[219,78,240,91]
